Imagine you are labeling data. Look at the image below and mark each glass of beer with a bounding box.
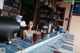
[40,32,45,40]
[32,33,37,43]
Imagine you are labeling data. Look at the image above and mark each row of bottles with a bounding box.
[40,0,53,8]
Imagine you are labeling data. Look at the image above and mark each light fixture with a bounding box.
[44,0,48,6]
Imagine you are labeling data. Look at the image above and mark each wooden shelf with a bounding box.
[52,12,63,15]
[55,19,63,21]
[40,17,52,21]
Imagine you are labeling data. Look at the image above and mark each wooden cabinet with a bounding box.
[53,7,66,26]
[2,0,21,17]
[34,0,65,30]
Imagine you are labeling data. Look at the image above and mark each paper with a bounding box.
[0,48,6,53]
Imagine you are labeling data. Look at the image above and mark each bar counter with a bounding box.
[0,32,66,53]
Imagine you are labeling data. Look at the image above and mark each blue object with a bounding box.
[0,45,14,53]
[73,2,80,14]
[59,26,63,33]
[61,45,73,51]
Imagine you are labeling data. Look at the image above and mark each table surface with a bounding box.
[0,32,58,53]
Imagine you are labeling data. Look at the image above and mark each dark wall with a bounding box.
[20,0,36,24]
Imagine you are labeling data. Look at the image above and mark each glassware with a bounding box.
[13,33,17,39]
[40,32,45,40]
[44,0,48,6]
[32,33,37,43]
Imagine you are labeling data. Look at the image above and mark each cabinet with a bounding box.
[34,0,65,30]
[53,7,66,26]
[2,0,21,17]
[36,0,53,29]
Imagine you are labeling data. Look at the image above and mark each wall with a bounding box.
[69,15,80,53]
[58,2,72,31]
[0,0,4,10]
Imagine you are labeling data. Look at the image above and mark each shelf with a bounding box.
[55,19,63,21]
[52,12,63,15]
[40,17,52,21]
[4,1,20,9]
[40,6,52,11]
[41,12,51,14]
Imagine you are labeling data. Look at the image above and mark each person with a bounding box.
[23,20,35,41]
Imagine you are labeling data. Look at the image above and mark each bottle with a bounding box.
[48,21,52,33]
[52,29,55,32]
[58,25,63,33]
